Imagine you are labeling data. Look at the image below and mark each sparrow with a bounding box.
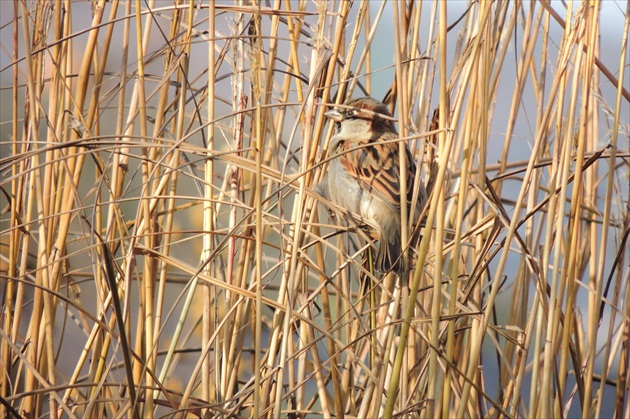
[316,97,427,273]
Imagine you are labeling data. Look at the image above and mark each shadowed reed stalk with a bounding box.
[1,1,628,418]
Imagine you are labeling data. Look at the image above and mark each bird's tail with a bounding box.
[376,232,405,274]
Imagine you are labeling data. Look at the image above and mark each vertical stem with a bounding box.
[253,3,263,416]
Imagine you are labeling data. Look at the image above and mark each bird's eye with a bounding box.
[344,110,356,119]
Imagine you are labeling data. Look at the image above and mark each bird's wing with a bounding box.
[338,133,416,213]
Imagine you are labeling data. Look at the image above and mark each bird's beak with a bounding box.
[324,108,343,122]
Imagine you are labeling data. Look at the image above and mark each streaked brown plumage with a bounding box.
[317,97,427,273]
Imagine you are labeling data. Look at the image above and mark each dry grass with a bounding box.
[1,1,629,418]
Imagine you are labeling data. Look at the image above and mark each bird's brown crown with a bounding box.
[342,97,397,134]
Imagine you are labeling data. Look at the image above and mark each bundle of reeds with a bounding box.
[1,1,628,417]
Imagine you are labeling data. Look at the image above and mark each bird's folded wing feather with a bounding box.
[338,135,416,213]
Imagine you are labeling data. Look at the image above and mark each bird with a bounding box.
[316,97,427,274]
